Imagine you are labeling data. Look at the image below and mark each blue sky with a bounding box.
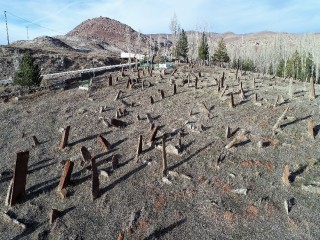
[1,0,319,45]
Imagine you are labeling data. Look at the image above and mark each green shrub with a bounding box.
[13,52,42,87]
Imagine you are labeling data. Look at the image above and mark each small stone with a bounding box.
[232,188,248,195]
[228,173,236,178]
[99,170,109,178]
[180,174,192,180]
[168,171,179,177]
[166,144,180,155]
[79,85,89,91]
[162,177,172,185]
[156,144,180,156]
[284,200,289,214]
[14,96,22,101]
[58,188,67,199]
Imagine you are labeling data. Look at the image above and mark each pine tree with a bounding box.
[13,52,41,87]
[175,29,189,61]
[286,50,301,80]
[276,59,285,77]
[212,38,230,67]
[198,32,209,63]
[304,52,315,79]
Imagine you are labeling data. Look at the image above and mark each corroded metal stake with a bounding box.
[136,135,143,156]
[97,134,112,151]
[60,126,70,149]
[8,151,29,206]
[91,158,99,200]
[57,160,74,192]
[162,137,167,177]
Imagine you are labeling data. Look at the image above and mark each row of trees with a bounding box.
[172,26,230,66]
[230,50,316,81]
[168,13,230,65]
[168,14,320,82]
[173,28,316,81]
[274,51,315,80]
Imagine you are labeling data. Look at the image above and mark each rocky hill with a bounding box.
[0,17,154,81]
[66,16,150,53]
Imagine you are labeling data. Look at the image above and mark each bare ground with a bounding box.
[0,65,320,240]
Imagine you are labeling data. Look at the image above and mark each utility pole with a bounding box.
[4,11,10,45]
[26,26,29,40]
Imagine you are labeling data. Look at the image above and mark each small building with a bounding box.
[120,52,145,61]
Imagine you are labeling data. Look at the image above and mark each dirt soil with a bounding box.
[0,65,320,240]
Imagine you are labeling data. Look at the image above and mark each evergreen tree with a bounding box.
[241,58,255,72]
[175,29,189,61]
[286,50,301,79]
[212,38,230,66]
[276,59,285,77]
[198,32,209,63]
[304,52,315,79]
[13,52,41,87]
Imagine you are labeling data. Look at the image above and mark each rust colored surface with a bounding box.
[307,119,314,139]
[98,134,111,151]
[57,160,74,191]
[282,164,290,186]
[112,155,119,170]
[221,72,225,88]
[117,231,124,240]
[114,90,121,100]
[224,210,236,223]
[160,90,165,99]
[81,146,92,164]
[108,74,113,86]
[136,135,143,156]
[162,138,167,177]
[32,135,40,146]
[126,78,132,88]
[148,126,158,143]
[50,208,60,224]
[242,205,259,219]
[91,158,99,200]
[60,126,70,149]
[225,126,231,138]
[229,93,234,108]
[10,151,29,206]
[110,118,127,128]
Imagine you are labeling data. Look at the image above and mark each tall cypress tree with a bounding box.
[198,32,209,63]
[176,29,189,61]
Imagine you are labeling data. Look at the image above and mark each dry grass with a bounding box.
[0,65,320,239]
